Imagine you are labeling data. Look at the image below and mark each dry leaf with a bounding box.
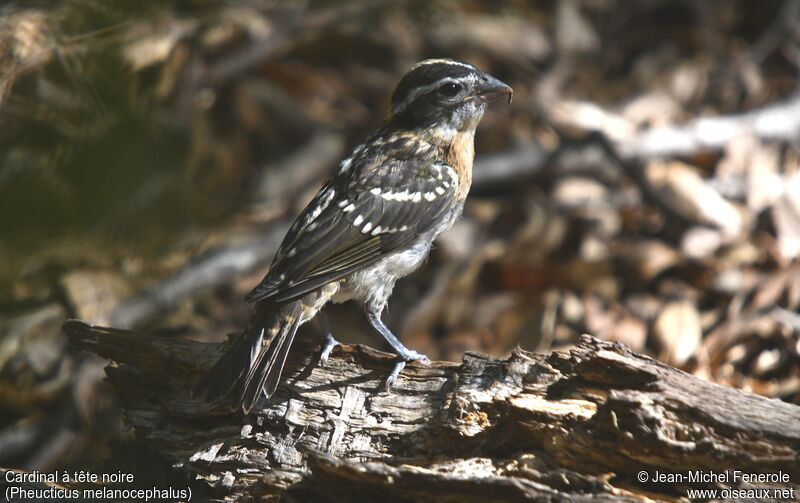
[647,161,743,237]
[123,20,197,70]
[607,315,647,352]
[618,239,680,282]
[681,226,724,259]
[61,270,132,325]
[773,173,800,262]
[433,15,550,63]
[652,299,702,366]
[556,0,599,54]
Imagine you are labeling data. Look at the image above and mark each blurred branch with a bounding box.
[748,0,800,65]
[473,135,697,226]
[202,0,394,88]
[253,130,344,204]
[109,128,345,330]
[472,143,549,189]
[108,224,286,330]
[201,4,304,88]
[64,322,800,501]
[621,94,800,158]
[515,92,800,232]
[549,91,800,159]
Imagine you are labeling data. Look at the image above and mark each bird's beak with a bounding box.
[474,75,513,104]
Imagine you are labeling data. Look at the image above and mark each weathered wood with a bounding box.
[63,320,800,502]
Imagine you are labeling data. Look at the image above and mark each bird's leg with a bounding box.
[366,310,429,390]
[316,310,340,365]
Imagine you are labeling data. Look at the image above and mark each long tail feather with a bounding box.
[239,303,302,413]
[192,300,302,412]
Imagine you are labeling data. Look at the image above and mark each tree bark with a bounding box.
[63,320,800,502]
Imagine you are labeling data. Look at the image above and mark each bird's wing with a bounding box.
[245,158,459,303]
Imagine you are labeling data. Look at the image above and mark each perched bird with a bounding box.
[193,59,512,413]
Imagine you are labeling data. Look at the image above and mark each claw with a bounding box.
[380,352,429,391]
[382,361,405,391]
[319,334,340,366]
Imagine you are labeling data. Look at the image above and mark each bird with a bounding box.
[193,59,512,413]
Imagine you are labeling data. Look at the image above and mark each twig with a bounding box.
[253,130,344,204]
[471,143,549,189]
[109,128,345,329]
[109,224,287,330]
[621,93,800,158]
[748,0,800,65]
[201,0,394,88]
[474,133,697,227]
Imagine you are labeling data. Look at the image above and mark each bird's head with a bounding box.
[387,59,512,139]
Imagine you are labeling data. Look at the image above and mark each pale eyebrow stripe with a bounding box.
[411,59,476,71]
[391,75,474,115]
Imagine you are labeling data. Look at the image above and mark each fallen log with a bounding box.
[62,320,800,502]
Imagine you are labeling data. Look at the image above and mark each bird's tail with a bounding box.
[192,300,303,413]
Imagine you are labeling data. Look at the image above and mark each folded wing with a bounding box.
[245,159,458,304]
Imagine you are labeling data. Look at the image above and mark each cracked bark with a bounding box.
[63,320,800,502]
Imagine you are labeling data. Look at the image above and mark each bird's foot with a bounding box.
[319,333,341,366]
[382,350,430,391]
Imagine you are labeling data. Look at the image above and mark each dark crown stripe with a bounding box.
[390,59,478,113]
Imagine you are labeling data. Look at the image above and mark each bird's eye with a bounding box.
[438,82,462,97]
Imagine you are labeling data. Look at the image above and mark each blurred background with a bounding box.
[1,0,799,475]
